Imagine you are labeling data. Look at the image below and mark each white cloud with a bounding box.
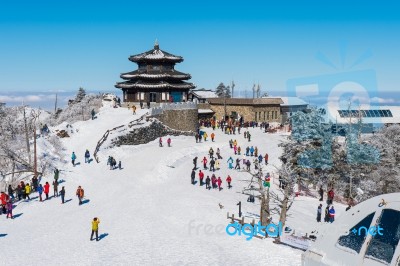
[370,97,397,104]
[0,95,44,103]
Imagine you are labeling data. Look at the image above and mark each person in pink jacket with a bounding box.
[6,200,13,219]
[217,177,222,191]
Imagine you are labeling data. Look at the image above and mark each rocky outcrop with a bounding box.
[111,119,194,146]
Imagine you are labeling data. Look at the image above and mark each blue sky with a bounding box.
[0,1,399,101]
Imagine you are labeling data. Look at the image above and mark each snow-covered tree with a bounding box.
[75,87,86,103]
[46,94,102,126]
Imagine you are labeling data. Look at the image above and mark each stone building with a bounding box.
[115,41,195,103]
[206,98,283,122]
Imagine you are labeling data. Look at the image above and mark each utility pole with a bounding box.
[54,92,58,112]
[23,104,31,165]
[31,109,41,179]
[224,85,229,121]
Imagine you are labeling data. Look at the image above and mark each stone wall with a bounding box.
[111,119,194,146]
[148,102,198,132]
[209,104,282,122]
[157,109,198,132]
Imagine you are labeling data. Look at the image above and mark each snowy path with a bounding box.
[2,106,345,265]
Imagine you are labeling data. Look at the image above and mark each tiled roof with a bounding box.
[121,69,191,80]
[207,98,283,105]
[129,44,183,63]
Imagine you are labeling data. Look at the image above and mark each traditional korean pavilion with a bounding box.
[115,41,195,103]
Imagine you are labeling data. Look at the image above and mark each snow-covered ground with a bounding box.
[2,105,346,265]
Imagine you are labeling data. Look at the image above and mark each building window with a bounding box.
[337,212,375,253]
[264,112,266,120]
[267,111,270,120]
[255,112,257,121]
[275,111,278,119]
[140,93,145,100]
[365,209,400,264]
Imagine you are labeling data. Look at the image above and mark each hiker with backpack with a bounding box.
[76,186,84,205]
[53,180,59,197]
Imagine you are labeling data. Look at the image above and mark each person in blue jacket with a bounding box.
[329,206,335,223]
[250,146,255,156]
[84,149,90,163]
[37,184,43,202]
[258,154,263,163]
[227,157,233,169]
[71,152,77,166]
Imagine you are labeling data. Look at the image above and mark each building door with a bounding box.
[170,91,182,102]
[149,92,157,102]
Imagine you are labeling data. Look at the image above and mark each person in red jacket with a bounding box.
[167,138,171,147]
[202,157,208,170]
[1,192,10,214]
[226,175,232,189]
[198,170,204,186]
[264,153,269,165]
[328,188,334,205]
[217,177,222,191]
[44,182,50,200]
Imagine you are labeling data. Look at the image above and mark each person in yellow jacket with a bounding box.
[91,217,100,241]
[25,183,31,201]
[203,132,208,142]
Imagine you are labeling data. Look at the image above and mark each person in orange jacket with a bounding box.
[76,186,84,205]
[264,153,269,165]
[211,132,215,142]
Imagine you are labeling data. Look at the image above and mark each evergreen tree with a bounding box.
[215,83,226,98]
[215,82,231,98]
[75,87,86,103]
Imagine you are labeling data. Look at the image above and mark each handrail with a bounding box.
[93,113,148,163]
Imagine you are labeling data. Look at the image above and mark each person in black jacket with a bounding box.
[319,186,324,201]
[205,176,211,190]
[193,157,198,169]
[191,170,196,184]
[324,205,330,222]
[60,186,65,204]
[8,185,14,200]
